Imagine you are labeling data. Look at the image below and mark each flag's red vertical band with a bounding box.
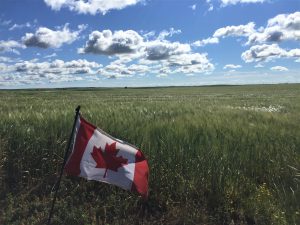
[131,150,149,199]
[64,116,96,176]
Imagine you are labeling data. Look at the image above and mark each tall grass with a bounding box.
[0,84,299,224]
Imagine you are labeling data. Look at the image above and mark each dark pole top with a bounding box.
[74,106,81,120]
[76,105,81,113]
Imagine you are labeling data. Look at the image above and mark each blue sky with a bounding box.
[0,0,299,88]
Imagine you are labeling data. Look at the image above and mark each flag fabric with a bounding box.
[64,115,149,198]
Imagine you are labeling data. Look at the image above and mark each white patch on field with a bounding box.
[227,105,284,112]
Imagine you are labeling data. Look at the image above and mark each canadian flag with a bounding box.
[64,115,149,199]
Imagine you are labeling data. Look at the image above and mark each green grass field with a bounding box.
[0,84,299,225]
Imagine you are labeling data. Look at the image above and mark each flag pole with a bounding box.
[47,105,81,225]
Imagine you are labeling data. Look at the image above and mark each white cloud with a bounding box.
[0,59,102,86]
[102,64,133,77]
[1,73,84,86]
[100,49,214,78]
[192,37,219,47]
[206,0,214,11]
[223,64,242,69]
[127,64,149,74]
[200,12,300,48]
[143,52,214,76]
[44,0,142,15]
[157,28,181,40]
[99,62,150,78]
[190,4,196,10]
[80,28,214,77]
[197,12,300,66]
[192,22,255,47]
[247,12,300,44]
[23,24,85,48]
[0,63,9,73]
[142,31,156,40]
[166,53,210,66]
[270,66,289,72]
[14,59,101,75]
[44,53,57,58]
[241,44,300,62]
[9,22,32,31]
[168,53,214,74]
[78,29,143,55]
[0,40,25,54]
[145,40,190,60]
[0,56,14,63]
[221,0,266,7]
[79,28,190,60]
[213,22,256,38]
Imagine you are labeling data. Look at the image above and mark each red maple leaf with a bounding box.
[91,142,128,178]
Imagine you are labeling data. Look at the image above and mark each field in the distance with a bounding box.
[0,84,299,225]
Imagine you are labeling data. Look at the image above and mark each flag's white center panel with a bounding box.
[79,128,137,191]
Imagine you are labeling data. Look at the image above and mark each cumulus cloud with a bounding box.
[0,73,84,86]
[78,30,143,55]
[14,59,101,75]
[247,12,300,44]
[101,64,134,77]
[79,29,190,60]
[0,59,102,86]
[192,22,255,47]
[223,64,242,69]
[0,63,9,73]
[0,40,25,54]
[127,64,149,75]
[196,12,300,53]
[23,24,85,48]
[210,12,300,45]
[145,40,190,60]
[44,0,142,15]
[270,66,289,72]
[0,56,14,63]
[230,12,300,64]
[99,62,150,78]
[221,0,266,6]
[80,28,215,77]
[166,53,211,67]
[192,37,219,47]
[99,49,214,78]
[169,53,214,74]
[140,52,214,76]
[241,44,300,62]
[213,22,256,38]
